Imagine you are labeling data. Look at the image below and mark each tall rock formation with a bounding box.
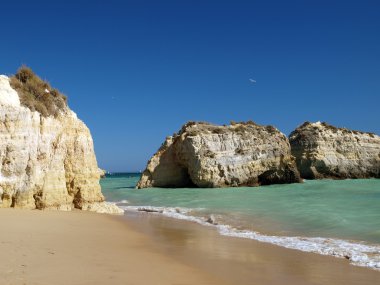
[289,121,380,179]
[137,121,301,188]
[0,73,121,213]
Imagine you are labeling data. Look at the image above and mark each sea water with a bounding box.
[100,173,380,269]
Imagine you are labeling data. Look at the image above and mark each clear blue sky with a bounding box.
[1,0,379,172]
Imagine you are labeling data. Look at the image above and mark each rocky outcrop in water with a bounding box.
[98,168,107,178]
[0,74,122,214]
[137,121,301,188]
[289,121,380,179]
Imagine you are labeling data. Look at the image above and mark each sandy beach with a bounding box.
[124,212,380,285]
[1,1,380,284]
[1,209,380,285]
[0,209,224,285]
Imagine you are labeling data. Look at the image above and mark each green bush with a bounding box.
[10,66,67,117]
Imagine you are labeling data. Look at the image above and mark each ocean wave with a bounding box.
[119,205,380,270]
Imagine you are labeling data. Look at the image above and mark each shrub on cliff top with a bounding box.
[10,66,67,117]
[230,120,259,126]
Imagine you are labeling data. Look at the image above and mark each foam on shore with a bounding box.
[118,204,380,270]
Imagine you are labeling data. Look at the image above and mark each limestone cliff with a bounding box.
[0,74,122,213]
[137,121,301,188]
[289,121,380,179]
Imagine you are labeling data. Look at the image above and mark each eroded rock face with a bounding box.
[137,121,301,188]
[0,75,106,211]
[289,122,380,179]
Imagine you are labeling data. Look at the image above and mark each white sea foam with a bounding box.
[120,205,380,270]
[115,199,129,204]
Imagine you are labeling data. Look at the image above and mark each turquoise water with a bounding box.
[100,174,380,268]
[101,174,380,244]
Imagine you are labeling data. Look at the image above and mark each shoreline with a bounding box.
[0,208,224,285]
[119,203,380,270]
[1,208,379,285]
[122,210,380,284]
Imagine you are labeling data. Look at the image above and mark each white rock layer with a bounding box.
[0,75,120,214]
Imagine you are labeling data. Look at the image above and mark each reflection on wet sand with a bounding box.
[124,212,380,285]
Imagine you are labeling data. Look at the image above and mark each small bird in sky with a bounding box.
[249,79,256,83]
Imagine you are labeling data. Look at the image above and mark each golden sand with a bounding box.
[1,208,379,285]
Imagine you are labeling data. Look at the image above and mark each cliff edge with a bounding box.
[289,121,380,179]
[0,69,122,213]
[137,121,301,188]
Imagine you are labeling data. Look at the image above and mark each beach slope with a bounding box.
[0,209,222,285]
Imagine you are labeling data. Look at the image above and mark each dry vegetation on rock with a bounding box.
[10,66,67,117]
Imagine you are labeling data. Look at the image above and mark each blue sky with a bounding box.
[1,0,379,172]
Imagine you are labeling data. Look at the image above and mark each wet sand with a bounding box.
[123,211,380,285]
[1,208,379,285]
